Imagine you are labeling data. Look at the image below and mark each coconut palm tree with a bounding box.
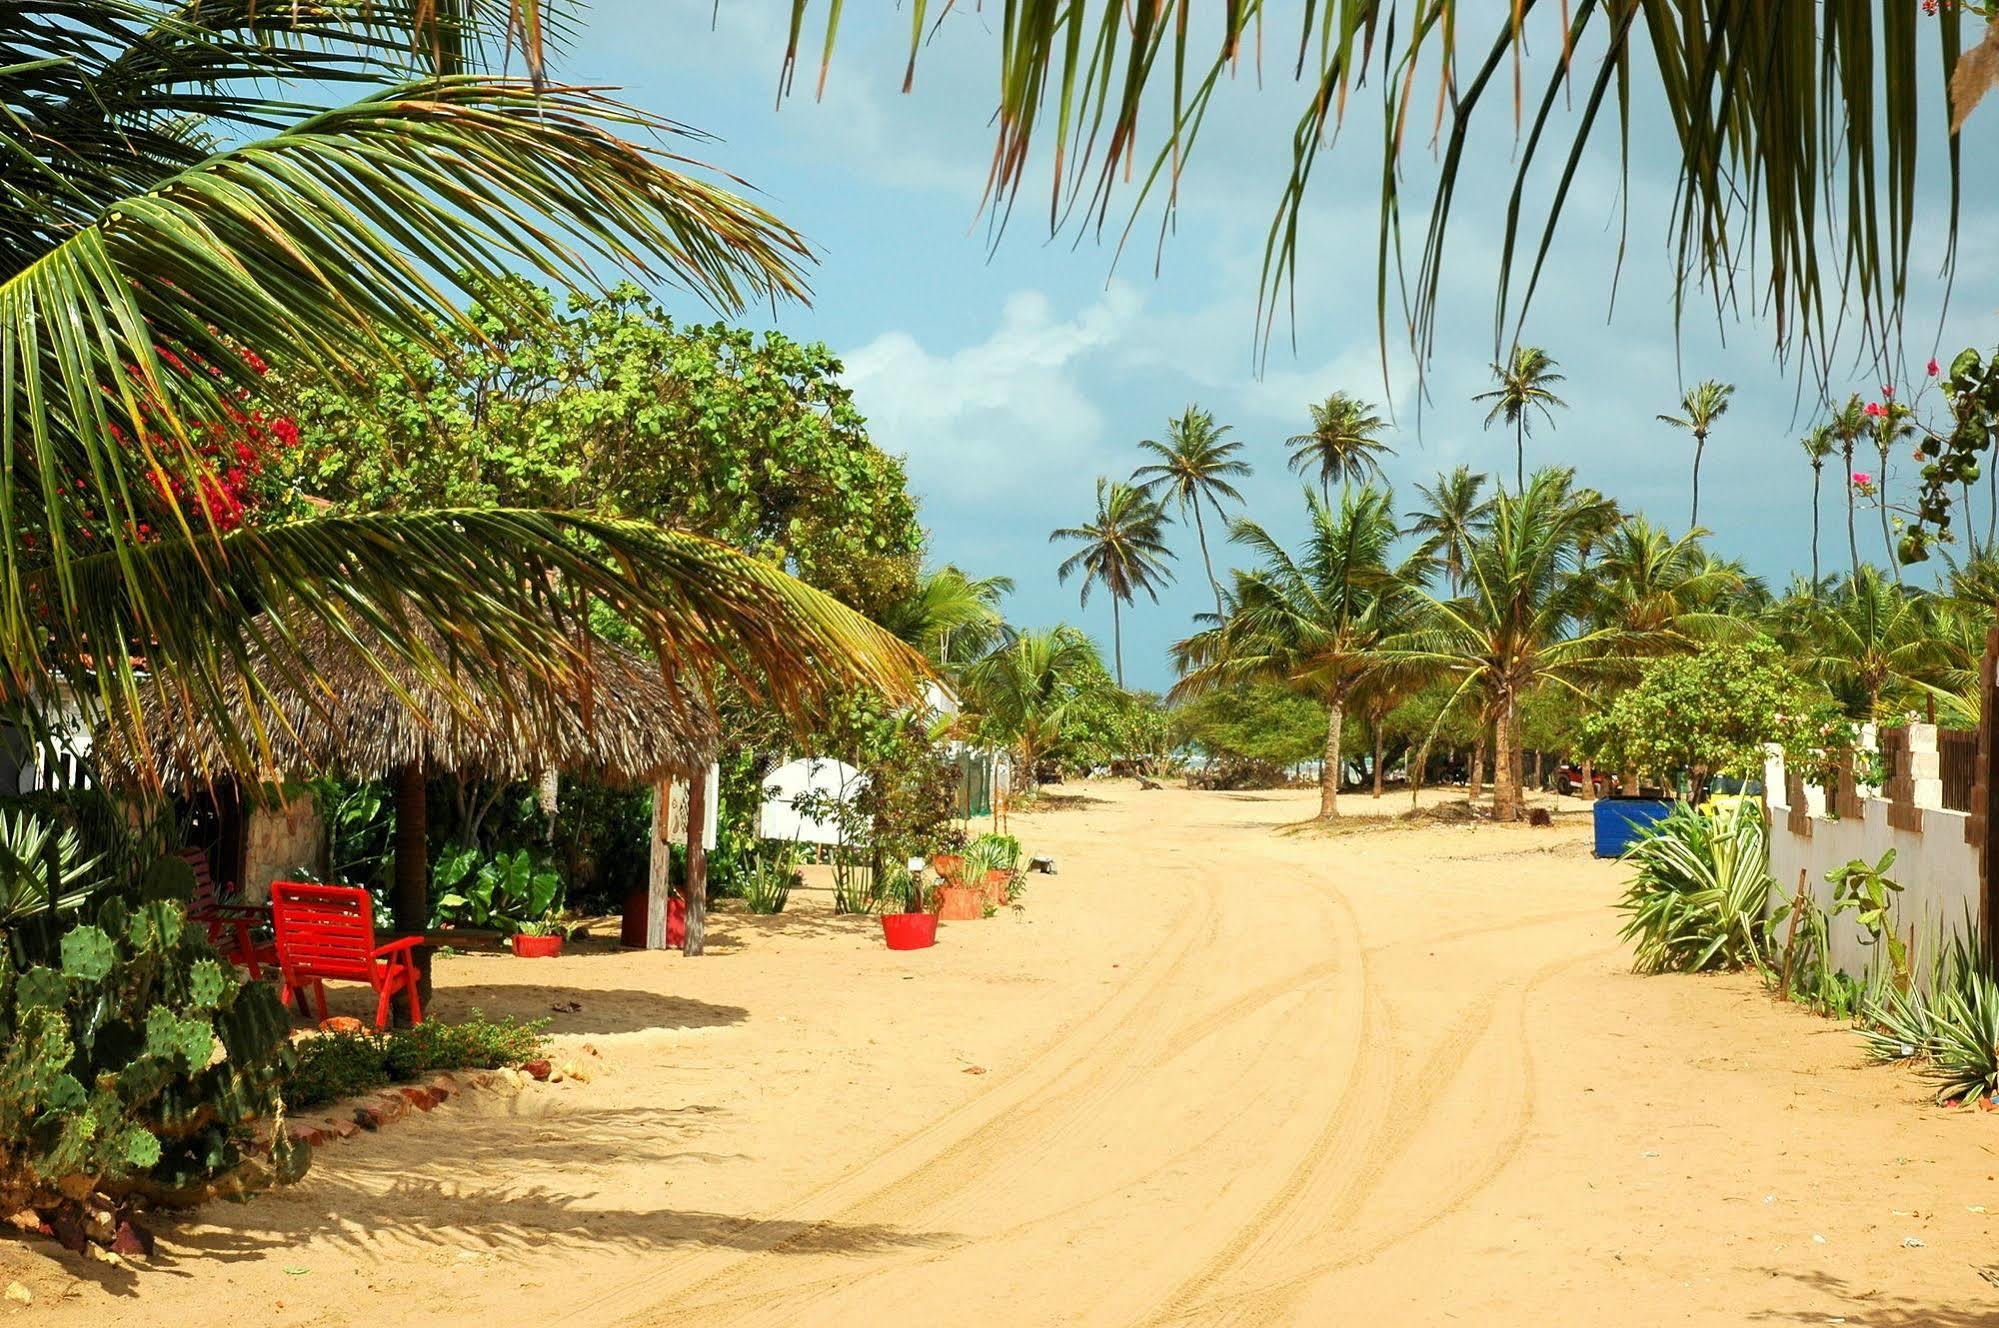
[1800,424,1836,583]
[961,626,1098,781]
[1830,394,1871,579]
[1285,393,1394,505]
[1051,478,1176,688]
[880,566,1014,673]
[1,5,924,809]
[1656,381,1737,528]
[1406,467,1491,594]
[1173,486,1418,819]
[1133,406,1251,617]
[1473,346,1567,493]
[1586,518,1750,646]
[1391,471,1637,823]
[1801,568,1938,720]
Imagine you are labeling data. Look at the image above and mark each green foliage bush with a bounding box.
[1856,927,1999,1105]
[1615,801,1774,974]
[1584,639,1849,795]
[430,845,563,934]
[0,853,295,1216]
[1172,683,1325,787]
[287,1014,550,1109]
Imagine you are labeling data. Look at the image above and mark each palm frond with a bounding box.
[23,508,925,783]
[779,2,1977,373]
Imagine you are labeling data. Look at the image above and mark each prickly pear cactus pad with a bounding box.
[0,853,299,1236]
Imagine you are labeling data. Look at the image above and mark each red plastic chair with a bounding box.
[270,881,424,1030]
[180,849,279,979]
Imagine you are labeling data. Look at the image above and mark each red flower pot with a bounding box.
[983,869,1011,907]
[511,933,565,958]
[934,885,984,920]
[880,912,939,950]
[932,853,966,884]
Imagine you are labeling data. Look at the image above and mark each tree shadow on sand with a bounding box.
[1745,1268,1999,1326]
[307,984,751,1037]
[35,1104,955,1296]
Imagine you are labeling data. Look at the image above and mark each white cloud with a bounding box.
[843,284,1147,507]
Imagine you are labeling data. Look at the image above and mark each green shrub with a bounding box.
[1615,801,1773,974]
[430,846,563,934]
[287,1013,550,1109]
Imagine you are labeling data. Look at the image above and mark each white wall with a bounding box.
[1765,726,1981,981]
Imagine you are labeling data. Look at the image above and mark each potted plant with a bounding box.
[964,834,1022,907]
[510,915,574,958]
[933,856,985,921]
[880,858,939,950]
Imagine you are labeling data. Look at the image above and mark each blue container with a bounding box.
[1592,798,1674,858]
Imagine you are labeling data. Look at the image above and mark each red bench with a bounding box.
[270,881,423,1029]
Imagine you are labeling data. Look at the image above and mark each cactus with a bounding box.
[0,849,297,1236]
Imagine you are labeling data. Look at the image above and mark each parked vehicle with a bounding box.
[1553,765,1620,798]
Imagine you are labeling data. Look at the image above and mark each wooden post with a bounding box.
[391,761,432,1012]
[645,779,673,950]
[683,767,708,957]
[1778,869,1809,1002]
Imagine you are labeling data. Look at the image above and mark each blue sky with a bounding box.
[573,5,1997,692]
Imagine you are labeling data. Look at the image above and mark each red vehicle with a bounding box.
[1553,764,1620,798]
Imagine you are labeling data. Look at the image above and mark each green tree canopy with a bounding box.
[279,278,922,616]
[1582,640,1845,792]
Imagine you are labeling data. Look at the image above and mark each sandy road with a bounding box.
[581,786,1628,1326]
[26,781,1999,1327]
[593,784,1999,1327]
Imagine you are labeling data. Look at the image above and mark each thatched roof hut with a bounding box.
[115,612,715,791]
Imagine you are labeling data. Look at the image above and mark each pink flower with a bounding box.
[1851,471,1873,486]
[1928,357,1941,377]
[1882,385,1896,398]
[1864,401,1887,418]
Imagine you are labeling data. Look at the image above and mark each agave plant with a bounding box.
[0,810,109,926]
[1615,801,1774,975]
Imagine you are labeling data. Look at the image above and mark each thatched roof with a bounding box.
[111,611,715,790]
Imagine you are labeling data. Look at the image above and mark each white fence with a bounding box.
[1764,723,1981,981]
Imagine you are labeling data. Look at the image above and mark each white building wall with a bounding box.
[1765,724,1981,982]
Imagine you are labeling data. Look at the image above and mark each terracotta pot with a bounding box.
[880,912,939,950]
[983,870,1011,907]
[935,884,985,920]
[932,853,966,884]
[511,933,564,958]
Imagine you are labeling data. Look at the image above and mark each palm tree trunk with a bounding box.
[1111,596,1124,689]
[1409,733,1434,809]
[1580,755,1597,802]
[1469,735,1486,803]
[1372,721,1386,798]
[1493,693,1522,821]
[1844,443,1860,578]
[1690,434,1704,527]
[1193,500,1223,618]
[1516,417,1525,493]
[1319,699,1345,819]
[1810,467,1822,583]
[1878,442,1900,582]
[1988,455,1997,549]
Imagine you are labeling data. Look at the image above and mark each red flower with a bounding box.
[1928,357,1941,377]
[1864,401,1887,418]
